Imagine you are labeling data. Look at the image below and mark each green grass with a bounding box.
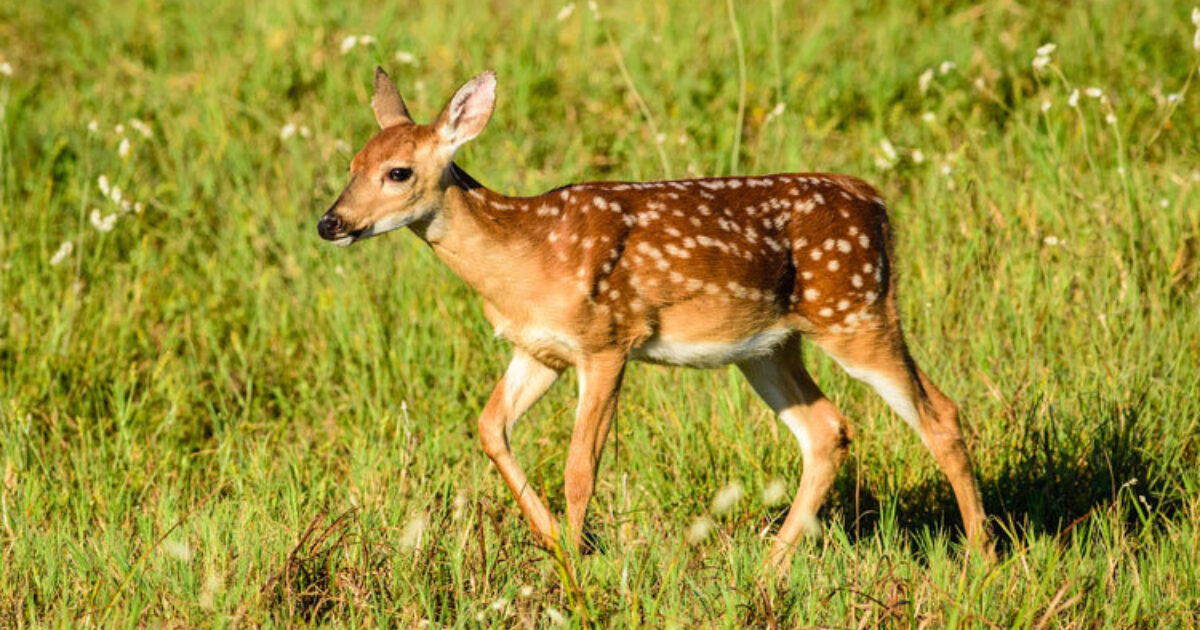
[2,0,1199,626]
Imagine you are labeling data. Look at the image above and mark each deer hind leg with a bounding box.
[478,349,563,547]
[813,317,992,558]
[738,336,852,573]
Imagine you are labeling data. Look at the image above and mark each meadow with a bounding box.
[1,0,1199,626]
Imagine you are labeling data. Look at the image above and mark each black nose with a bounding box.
[317,213,344,240]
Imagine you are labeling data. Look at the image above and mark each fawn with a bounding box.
[318,68,992,570]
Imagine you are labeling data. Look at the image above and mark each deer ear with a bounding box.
[372,66,412,128]
[434,71,496,151]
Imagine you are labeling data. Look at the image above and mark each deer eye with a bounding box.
[388,167,413,183]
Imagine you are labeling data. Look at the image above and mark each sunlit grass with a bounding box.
[1,0,1198,626]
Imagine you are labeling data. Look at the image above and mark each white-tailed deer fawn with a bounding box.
[318,68,993,570]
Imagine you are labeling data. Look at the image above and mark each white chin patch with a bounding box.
[331,236,355,248]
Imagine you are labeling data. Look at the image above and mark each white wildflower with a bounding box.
[655,132,666,144]
[1041,99,1052,113]
[1085,87,1103,99]
[938,60,956,75]
[1043,235,1060,246]
[129,119,153,138]
[921,111,936,123]
[1105,112,1117,125]
[1032,55,1051,72]
[879,138,898,162]
[394,50,417,65]
[940,163,953,177]
[114,123,125,135]
[1192,6,1199,25]
[557,3,576,21]
[87,120,99,133]
[1194,28,1199,52]
[162,539,193,562]
[545,607,567,625]
[711,481,744,514]
[1068,89,1080,107]
[399,513,429,550]
[98,175,111,197]
[489,597,510,612]
[49,241,74,266]
[518,585,535,598]
[117,137,131,159]
[0,61,11,77]
[90,209,117,232]
[1036,43,1057,56]
[764,101,786,124]
[340,35,358,54]
[686,516,714,543]
[133,201,144,214]
[911,148,926,163]
[280,123,296,140]
[299,125,311,138]
[110,186,123,206]
[1167,93,1183,105]
[1160,199,1170,208]
[358,35,376,46]
[918,68,934,95]
[761,479,788,505]
[587,0,601,19]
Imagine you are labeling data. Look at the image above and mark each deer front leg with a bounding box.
[563,350,627,552]
[478,349,562,547]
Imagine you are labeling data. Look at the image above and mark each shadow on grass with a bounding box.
[833,392,1176,551]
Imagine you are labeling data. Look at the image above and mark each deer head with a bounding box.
[317,67,497,246]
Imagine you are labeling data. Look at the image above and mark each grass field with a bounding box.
[2,0,1199,626]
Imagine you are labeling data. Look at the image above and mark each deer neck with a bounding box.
[410,164,542,305]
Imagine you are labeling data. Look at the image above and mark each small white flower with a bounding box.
[87,120,99,133]
[918,68,934,95]
[1193,7,1200,25]
[98,175,111,197]
[938,60,956,75]
[940,163,953,176]
[557,3,576,21]
[921,111,936,123]
[90,209,117,232]
[133,201,144,214]
[1032,55,1051,72]
[161,539,193,562]
[1160,199,1170,208]
[394,50,417,65]
[1085,87,1103,99]
[764,101,786,124]
[0,61,11,77]
[1193,28,1199,52]
[340,35,358,54]
[686,516,714,543]
[879,138,898,162]
[110,186,123,205]
[518,585,535,598]
[129,119,153,138]
[1105,112,1117,125]
[1167,93,1183,105]
[1068,89,1080,107]
[489,597,510,612]
[118,137,131,158]
[299,125,311,138]
[1040,99,1052,113]
[49,241,74,266]
[655,132,666,145]
[1036,43,1057,56]
[114,123,125,135]
[911,148,925,163]
[1043,235,1060,246]
[761,479,788,505]
[358,35,376,46]
[545,607,567,625]
[587,0,601,19]
[399,513,428,550]
[280,123,296,140]
[711,481,744,514]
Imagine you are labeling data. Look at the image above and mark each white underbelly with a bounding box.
[631,327,793,368]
